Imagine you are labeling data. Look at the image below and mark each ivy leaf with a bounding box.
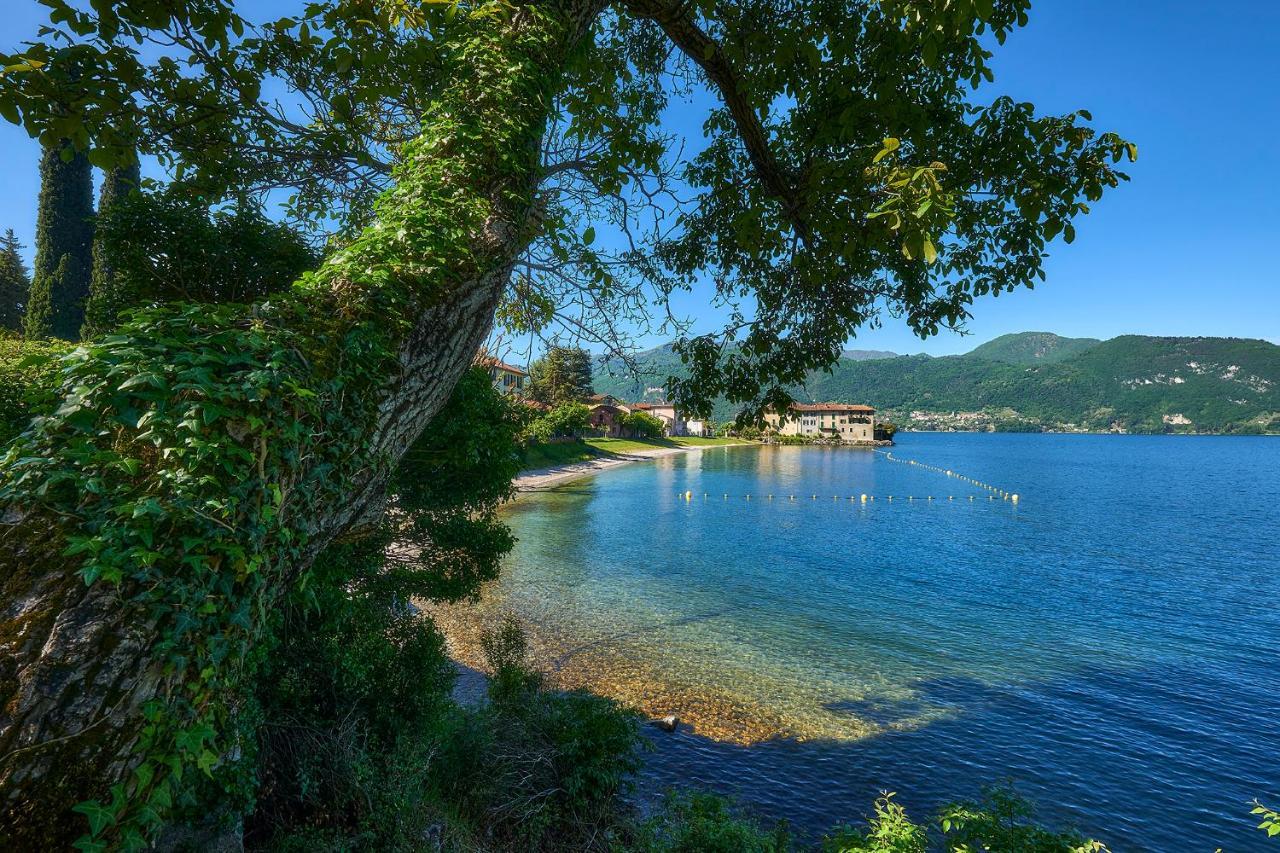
[71,800,117,837]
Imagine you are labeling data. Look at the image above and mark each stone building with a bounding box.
[764,403,876,442]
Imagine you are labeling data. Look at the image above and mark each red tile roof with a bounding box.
[478,356,528,376]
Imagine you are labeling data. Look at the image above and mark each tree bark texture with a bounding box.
[0,2,602,845]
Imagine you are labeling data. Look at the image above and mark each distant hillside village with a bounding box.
[482,349,892,445]
[590,333,1280,436]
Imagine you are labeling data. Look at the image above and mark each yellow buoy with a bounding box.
[684,490,692,500]
[860,493,867,503]
[1012,494,1019,503]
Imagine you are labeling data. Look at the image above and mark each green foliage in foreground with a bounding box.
[0,334,67,442]
[824,789,1106,852]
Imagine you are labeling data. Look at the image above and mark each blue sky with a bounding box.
[1,1,1277,356]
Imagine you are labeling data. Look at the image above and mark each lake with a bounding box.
[430,433,1280,849]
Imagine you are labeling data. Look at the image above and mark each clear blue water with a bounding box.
[442,434,1280,849]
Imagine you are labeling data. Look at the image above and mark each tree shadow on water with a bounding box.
[631,666,1280,851]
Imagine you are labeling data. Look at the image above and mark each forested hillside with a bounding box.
[595,333,1280,434]
[965,331,1101,365]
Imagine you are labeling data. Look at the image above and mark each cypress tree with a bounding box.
[82,160,141,338]
[0,229,29,332]
[24,142,95,340]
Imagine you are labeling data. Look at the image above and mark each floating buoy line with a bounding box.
[674,450,1020,505]
[678,491,1015,504]
[875,449,1018,503]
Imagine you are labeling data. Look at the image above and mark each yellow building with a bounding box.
[764,403,876,442]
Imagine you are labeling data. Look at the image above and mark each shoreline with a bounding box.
[514,441,753,491]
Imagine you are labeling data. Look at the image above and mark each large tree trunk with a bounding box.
[0,3,600,845]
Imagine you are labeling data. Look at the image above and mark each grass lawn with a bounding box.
[520,436,748,470]
[521,440,600,470]
[584,435,744,454]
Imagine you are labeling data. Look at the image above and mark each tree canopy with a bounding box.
[0,0,1134,846]
[23,142,94,340]
[0,229,29,331]
[1,0,1133,415]
[527,344,596,405]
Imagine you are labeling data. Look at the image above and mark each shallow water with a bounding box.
[431,434,1280,849]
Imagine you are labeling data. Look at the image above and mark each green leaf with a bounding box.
[582,226,596,246]
[71,800,116,837]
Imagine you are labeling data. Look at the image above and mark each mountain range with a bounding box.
[592,333,1280,434]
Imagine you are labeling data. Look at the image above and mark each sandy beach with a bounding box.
[514,442,751,491]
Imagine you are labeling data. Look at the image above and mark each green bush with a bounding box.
[636,791,790,853]
[235,367,528,849]
[244,535,457,851]
[623,410,666,438]
[874,421,898,441]
[432,615,644,851]
[527,401,592,442]
[0,334,67,444]
[824,786,1105,853]
[83,189,317,337]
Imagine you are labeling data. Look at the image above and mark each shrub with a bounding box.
[623,410,666,438]
[83,189,317,337]
[824,786,1105,853]
[0,334,67,443]
[637,791,790,853]
[434,615,644,851]
[823,794,925,853]
[243,534,458,851]
[527,401,592,442]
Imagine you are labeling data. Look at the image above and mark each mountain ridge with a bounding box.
[592,332,1280,434]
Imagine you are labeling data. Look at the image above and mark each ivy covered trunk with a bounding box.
[0,3,599,846]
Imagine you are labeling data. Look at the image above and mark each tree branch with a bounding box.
[622,0,812,243]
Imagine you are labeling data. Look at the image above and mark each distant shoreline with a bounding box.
[898,428,1279,437]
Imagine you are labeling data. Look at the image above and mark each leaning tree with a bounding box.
[0,0,1132,845]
